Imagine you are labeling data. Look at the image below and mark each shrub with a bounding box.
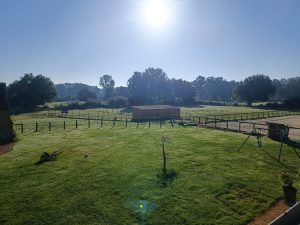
[107,96,128,108]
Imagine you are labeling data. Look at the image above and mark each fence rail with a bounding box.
[184,110,300,125]
[13,118,177,133]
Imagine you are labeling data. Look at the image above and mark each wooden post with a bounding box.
[113,119,115,127]
[88,119,90,128]
[35,122,38,132]
[198,117,201,124]
[125,118,128,127]
[226,121,229,129]
[21,124,24,133]
[76,120,78,128]
[192,116,195,123]
[214,117,217,127]
[49,122,51,131]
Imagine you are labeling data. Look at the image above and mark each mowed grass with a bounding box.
[1,118,300,225]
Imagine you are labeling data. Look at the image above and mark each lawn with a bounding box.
[1,117,300,225]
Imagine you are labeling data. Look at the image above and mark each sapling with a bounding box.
[161,135,171,173]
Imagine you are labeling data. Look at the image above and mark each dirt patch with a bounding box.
[0,143,14,156]
[205,116,300,142]
[248,200,289,225]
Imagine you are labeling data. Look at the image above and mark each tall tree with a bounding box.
[234,74,276,106]
[7,73,56,111]
[169,79,195,105]
[193,76,237,101]
[77,87,97,101]
[127,68,170,105]
[99,75,115,99]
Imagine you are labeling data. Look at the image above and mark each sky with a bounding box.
[0,0,299,87]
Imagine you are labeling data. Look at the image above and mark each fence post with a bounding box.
[192,116,195,123]
[76,120,78,128]
[198,117,201,124]
[226,121,229,129]
[125,118,128,127]
[49,122,51,131]
[35,122,38,132]
[64,121,66,130]
[21,124,24,133]
[113,119,116,127]
[88,119,90,128]
[214,117,217,127]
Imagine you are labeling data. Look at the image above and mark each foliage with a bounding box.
[55,83,102,101]
[127,68,195,105]
[193,76,237,101]
[7,73,56,111]
[107,96,128,108]
[115,86,129,97]
[272,77,300,101]
[169,79,196,105]
[99,75,115,99]
[234,75,276,106]
[281,171,297,187]
[77,87,97,101]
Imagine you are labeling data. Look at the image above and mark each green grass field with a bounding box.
[1,112,300,225]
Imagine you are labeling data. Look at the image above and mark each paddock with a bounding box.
[203,115,300,142]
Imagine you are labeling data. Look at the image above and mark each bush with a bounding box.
[283,98,300,109]
[107,96,128,108]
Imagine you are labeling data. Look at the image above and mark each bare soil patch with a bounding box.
[247,200,289,225]
[0,143,14,156]
[206,116,300,141]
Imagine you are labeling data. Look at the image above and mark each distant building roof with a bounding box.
[132,105,179,110]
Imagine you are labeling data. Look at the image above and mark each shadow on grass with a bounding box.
[156,169,178,187]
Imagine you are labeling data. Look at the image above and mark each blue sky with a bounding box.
[0,0,299,87]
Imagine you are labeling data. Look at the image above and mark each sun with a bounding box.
[143,0,170,28]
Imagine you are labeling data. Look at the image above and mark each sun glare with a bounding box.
[143,0,170,28]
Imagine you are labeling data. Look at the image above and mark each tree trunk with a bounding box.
[162,143,166,173]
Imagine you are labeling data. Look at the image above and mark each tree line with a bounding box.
[4,69,300,112]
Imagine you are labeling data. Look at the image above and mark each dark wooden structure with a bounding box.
[132,105,180,121]
[267,122,289,141]
[0,83,13,145]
